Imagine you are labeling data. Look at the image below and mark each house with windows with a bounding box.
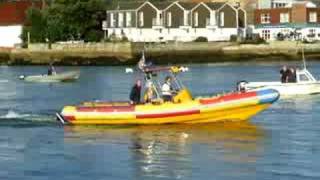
[254,1,320,41]
[0,1,42,48]
[105,1,247,42]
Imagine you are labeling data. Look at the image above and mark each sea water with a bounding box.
[0,62,319,180]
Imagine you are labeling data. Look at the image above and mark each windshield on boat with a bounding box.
[296,69,316,83]
[142,66,193,103]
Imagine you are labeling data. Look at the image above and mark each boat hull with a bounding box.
[23,71,80,83]
[245,82,320,97]
[58,89,279,125]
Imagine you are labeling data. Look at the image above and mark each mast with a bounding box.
[302,44,306,70]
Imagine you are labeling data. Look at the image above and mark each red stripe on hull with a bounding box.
[77,106,134,113]
[64,115,75,121]
[137,109,200,119]
[200,92,257,105]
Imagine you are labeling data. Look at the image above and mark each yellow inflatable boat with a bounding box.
[57,66,279,125]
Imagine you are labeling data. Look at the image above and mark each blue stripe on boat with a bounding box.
[257,89,280,104]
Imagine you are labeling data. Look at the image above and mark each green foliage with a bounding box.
[84,29,103,42]
[23,0,106,43]
[21,7,47,43]
[230,35,238,42]
[193,37,208,42]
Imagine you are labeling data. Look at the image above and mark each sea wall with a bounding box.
[3,42,135,65]
[1,41,320,65]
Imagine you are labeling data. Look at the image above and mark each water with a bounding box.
[0,62,320,180]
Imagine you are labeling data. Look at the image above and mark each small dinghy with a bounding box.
[19,71,80,83]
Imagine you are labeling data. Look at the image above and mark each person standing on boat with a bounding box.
[162,76,174,102]
[48,63,56,76]
[280,66,290,83]
[288,67,297,83]
[130,80,142,104]
[144,80,155,103]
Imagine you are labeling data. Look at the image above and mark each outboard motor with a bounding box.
[237,80,248,93]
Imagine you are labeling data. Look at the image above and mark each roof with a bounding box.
[152,2,172,10]
[177,2,198,10]
[204,2,225,10]
[0,1,42,26]
[108,2,144,11]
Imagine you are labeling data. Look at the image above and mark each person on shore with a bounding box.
[130,80,142,104]
[280,66,290,83]
[288,67,297,83]
[162,76,174,102]
[47,63,56,76]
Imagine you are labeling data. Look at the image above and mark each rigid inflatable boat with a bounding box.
[57,66,279,125]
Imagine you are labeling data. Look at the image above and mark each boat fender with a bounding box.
[237,80,248,92]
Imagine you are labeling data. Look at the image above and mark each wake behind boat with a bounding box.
[20,70,80,83]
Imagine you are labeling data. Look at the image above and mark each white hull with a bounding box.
[245,82,320,97]
[22,71,80,83]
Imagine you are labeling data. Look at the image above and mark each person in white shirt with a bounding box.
[162,76,173,102]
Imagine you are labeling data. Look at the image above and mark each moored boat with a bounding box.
[242,47,320,97]
[20,71,80,83]
[57,66,279,125]
[242,69,320,96]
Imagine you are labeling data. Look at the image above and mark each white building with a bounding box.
[104,1,247,42]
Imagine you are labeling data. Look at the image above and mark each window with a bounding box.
[139,12,144,27]
[206,17,210,26]
[220,12,224,26]
[167,12,172,27]
[110,13,115,27]
[280,13,289,23]
[299,74,310,82]
[118,13,124,27]
[194,12,198,27]
[184,11,189,26]
[309,12,317,23]
[261,13,270,24]
[272,3,287,8]
[126,12,132,27]
[262,30,271,40]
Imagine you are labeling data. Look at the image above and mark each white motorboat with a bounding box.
[242,47,320,98]
[19,71,80,83]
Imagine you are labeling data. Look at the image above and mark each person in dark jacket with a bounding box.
[288,67,297,83]
[280,66,290,83]
[47,63,56,76]
[130,80,142,104]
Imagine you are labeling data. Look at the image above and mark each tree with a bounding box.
[23,0,106,43]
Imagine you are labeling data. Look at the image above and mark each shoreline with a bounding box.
[1,41,320,66]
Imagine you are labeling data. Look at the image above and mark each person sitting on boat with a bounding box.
[48,63,56,76]
[144,81,155,103]
[162,76,174,102]
[288,67,297,83]
[280,66,290,83]
[130,80,142,104]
